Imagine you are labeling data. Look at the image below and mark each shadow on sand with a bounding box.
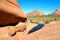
[28,24,44,34]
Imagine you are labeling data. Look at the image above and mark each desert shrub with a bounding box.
[45,21,49,24]
[27,15,60,24]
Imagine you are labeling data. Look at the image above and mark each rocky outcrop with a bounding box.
[52,8,60,15]
[0,22,27,40]
[0,0,27,40]
[27,10,44,16]
[0,0,27,26]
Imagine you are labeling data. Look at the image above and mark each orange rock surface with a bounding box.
[24,22,60,40]
[0,0,27,26]
[0,22,27,40]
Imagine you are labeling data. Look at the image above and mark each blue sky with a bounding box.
[17,0,60,15]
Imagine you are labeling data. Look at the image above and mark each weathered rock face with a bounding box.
[27,10,44,16]
[0,22,27,40]
[52,8,60,15]
[24,22,60,40]
[0,0,27,26]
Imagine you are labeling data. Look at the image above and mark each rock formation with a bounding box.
[0,0,27,40]
[0,0,27,26]
[27,10,44,16]
[52,8,60,15]
[0,22,27,40]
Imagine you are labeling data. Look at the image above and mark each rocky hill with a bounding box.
[27,10,44,16]
[51,8,60,15]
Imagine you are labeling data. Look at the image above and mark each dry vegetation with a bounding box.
[27,15,60,24]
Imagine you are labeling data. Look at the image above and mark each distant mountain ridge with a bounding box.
[27,10,44,16]
[27,8,60,16]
